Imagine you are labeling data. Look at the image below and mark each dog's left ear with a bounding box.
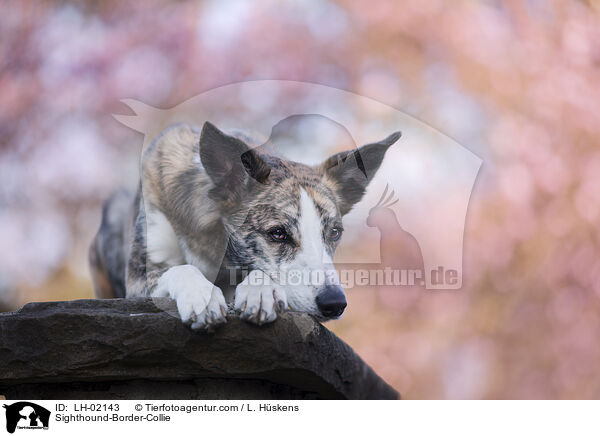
[200,122,271,203]
[318,131,401,215]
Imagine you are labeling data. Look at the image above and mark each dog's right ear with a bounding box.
[199,122,271,203]
[318,131,401,215]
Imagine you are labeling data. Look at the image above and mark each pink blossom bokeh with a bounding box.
[1,0,600,399]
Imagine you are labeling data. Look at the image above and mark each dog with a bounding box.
[89,122,400,330]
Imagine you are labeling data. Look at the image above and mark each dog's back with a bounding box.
[89,189,136,298]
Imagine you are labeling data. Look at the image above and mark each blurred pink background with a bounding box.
[2,0,600,399]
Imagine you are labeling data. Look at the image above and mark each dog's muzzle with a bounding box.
[316,285,347,318]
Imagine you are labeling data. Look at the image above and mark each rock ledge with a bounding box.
[0,298,398,400]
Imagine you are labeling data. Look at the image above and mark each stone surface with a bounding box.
[0,298,398,400]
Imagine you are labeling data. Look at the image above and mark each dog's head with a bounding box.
[199,122,401,321]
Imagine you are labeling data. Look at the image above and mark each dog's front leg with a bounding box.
[154,265,228,331]
[234,270,289,325]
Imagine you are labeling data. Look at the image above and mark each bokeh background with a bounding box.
[2,0,600,399]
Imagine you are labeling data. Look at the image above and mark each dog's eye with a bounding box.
[327,227,343,241]
[268,227,288,242]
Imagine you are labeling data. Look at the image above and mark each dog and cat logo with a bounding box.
[2,402,50,433]
[116,81,482,291]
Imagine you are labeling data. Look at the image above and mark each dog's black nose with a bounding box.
[316,285,347,318]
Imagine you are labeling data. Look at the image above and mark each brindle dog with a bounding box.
[90,122,400,330]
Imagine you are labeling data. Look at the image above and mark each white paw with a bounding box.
[156,265,227,331]
[234,270,288,325]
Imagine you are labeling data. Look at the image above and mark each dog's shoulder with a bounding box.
[143,123,201,175]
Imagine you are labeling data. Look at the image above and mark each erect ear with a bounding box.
[318,131,401,215]
[199,122,271,203]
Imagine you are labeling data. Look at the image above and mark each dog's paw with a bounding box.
[234,270,288,325]
[157,265,227,331]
